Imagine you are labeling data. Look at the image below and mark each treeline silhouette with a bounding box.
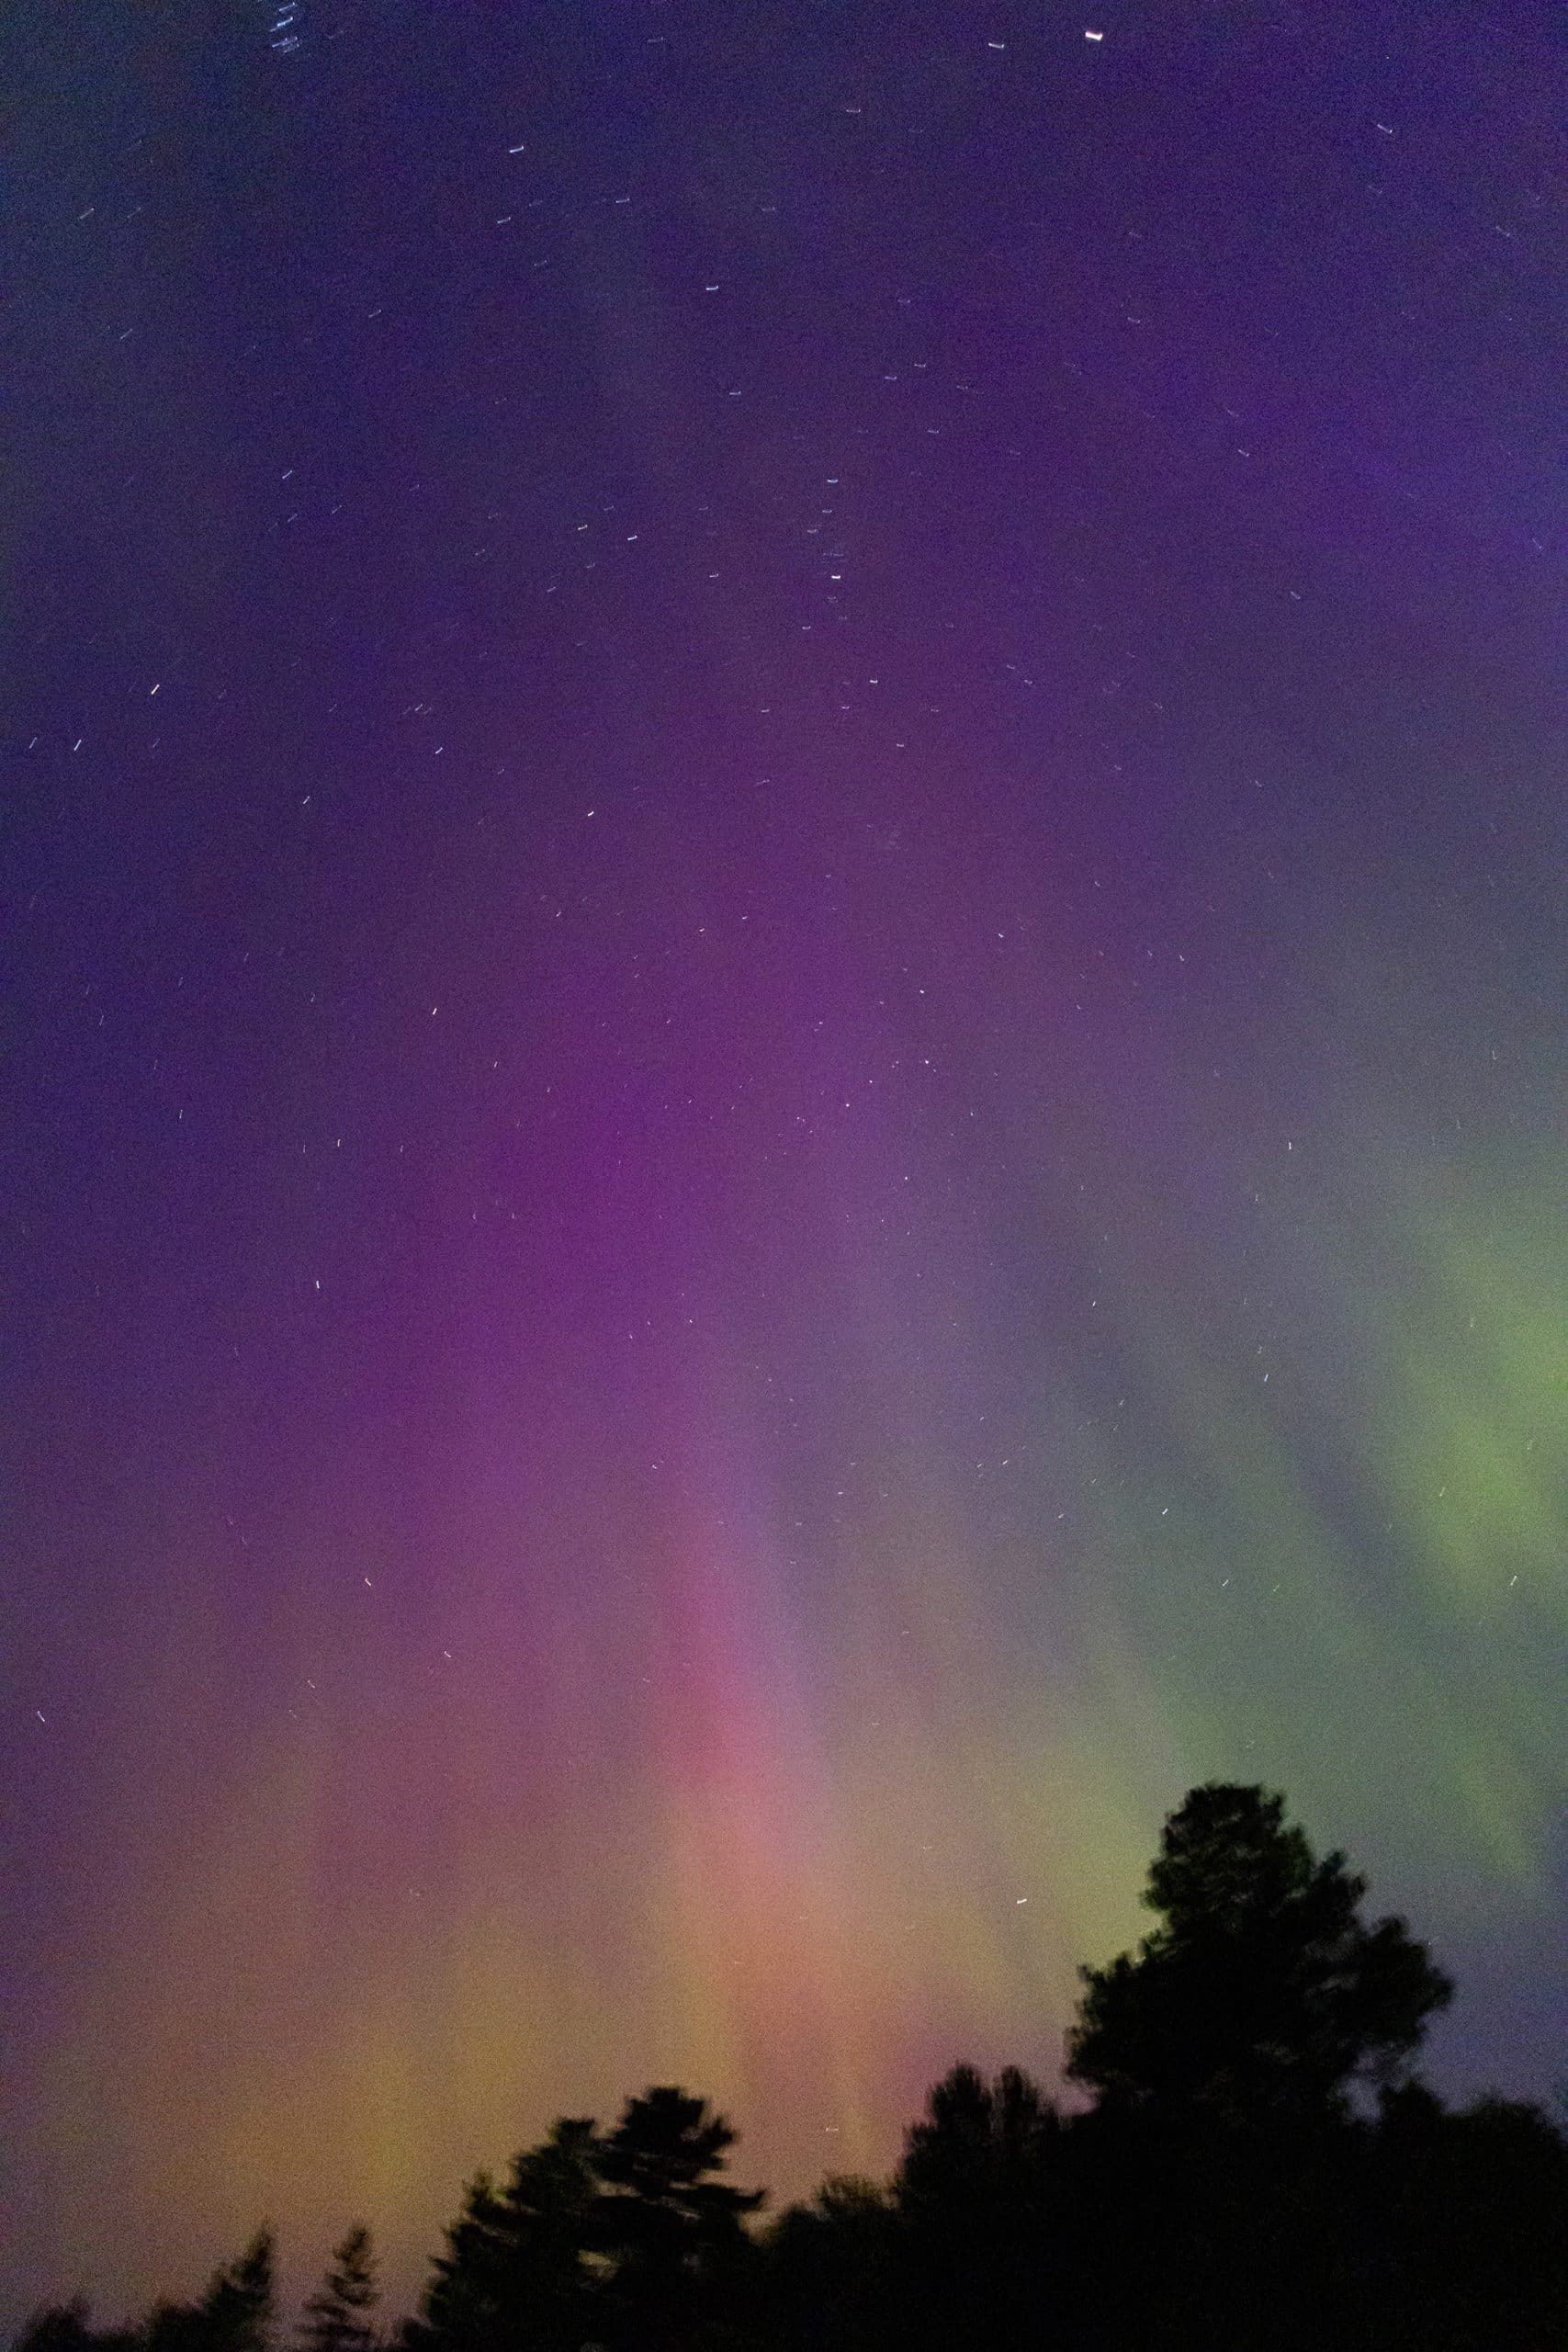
[19,1787,1568,2350]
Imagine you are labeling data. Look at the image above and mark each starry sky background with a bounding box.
[5,0,1565,2326]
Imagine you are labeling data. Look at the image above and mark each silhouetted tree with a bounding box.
[143,2232,275,2352]
[204,2233,275,2352]
[895,2064,1062,2351]
[591,2087,763,2352]
[1369,2083,1568,2349]
[300,2229,378,2352]
[1066,1782,1451,2125]
[10,2308,138,2352]
[761,2177,902,2352]
[1055,1787,1482,2348]
[19,1785,1568,2352]
[406,2120,599,2352]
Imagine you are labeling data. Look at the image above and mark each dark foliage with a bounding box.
[761,2177,903,2352]
[10,2311,140,2352]
[397,2088,761,2352]
[1066,1782,1453,2123]
[299,2228,378,2352]
[589,2086,763,2351]
[142,2233,275,2352]
[12,2233,277,2352]
[401,2120,600,2352]
[894,2063,1064,2351]
[15,1788,1566,2352]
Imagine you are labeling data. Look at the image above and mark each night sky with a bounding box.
[6,0,1565,2325]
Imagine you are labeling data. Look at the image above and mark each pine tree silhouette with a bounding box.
[1067,1783,1451,2123]
[300,2228,378,2352]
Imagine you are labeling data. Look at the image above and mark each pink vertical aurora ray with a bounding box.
[6,0,1566,2329]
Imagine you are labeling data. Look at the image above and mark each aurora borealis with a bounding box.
[5,0,1565,2327]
